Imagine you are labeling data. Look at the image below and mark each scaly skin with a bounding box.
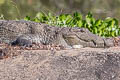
[0,20,115,48]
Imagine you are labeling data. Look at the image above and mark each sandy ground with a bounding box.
[0,44,120,80]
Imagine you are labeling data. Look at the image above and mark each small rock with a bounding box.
[72,45,83,49]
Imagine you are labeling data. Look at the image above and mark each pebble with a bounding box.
[72,45,83,49]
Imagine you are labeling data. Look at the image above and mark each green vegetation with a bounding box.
[24,12,120,37]
[1,0,120,21]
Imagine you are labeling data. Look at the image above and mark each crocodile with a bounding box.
[0,20,115,48]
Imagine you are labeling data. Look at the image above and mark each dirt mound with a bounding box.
[0,46,120,80]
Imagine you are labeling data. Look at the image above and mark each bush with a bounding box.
[24,12,120,37]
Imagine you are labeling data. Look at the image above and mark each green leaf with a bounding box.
[93,27,98,34]
[32,18,40,22]
[95,19,102,26]
[111,31,115,37]
[86,12,93,18]
[73,12,82,20]
[77,20,83,27]
[24,16,31,21]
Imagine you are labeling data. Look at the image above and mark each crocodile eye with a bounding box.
[80,28,85,32]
